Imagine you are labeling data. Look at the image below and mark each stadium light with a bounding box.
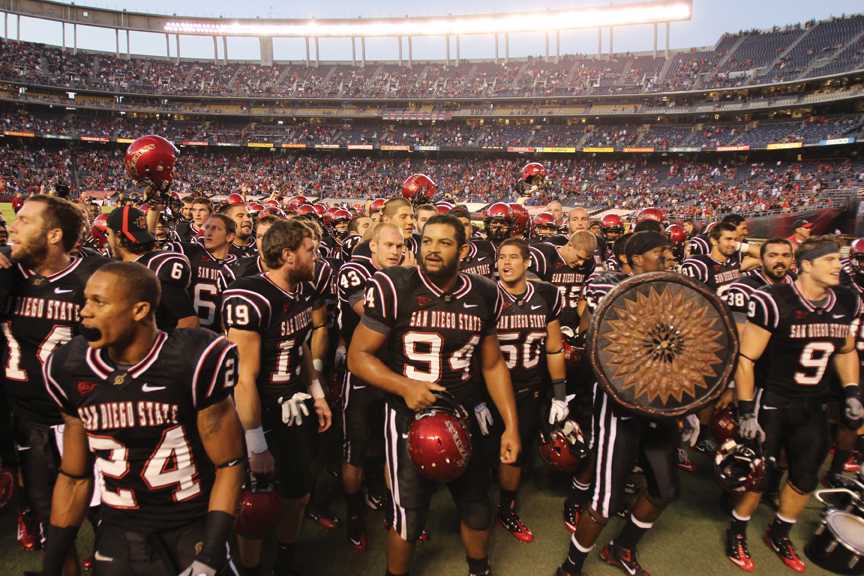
[163,1,691,37]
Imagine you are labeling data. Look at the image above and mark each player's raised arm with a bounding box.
[41,413,91,576]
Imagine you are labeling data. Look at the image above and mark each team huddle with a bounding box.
[1,135,863,576]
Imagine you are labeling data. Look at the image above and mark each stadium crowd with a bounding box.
[1,140,861,220]
[1,14,863,99]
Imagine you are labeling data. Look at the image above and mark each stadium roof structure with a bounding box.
[0,0,691,64]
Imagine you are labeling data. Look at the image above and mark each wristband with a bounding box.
[738,399,756,417]
[844,385,861,400]
[551,379,567,402]
[312,358,324,373]
[309,378,325,399]
[244,426,267,455]
[196,510,235,570]
[43,524,80,576]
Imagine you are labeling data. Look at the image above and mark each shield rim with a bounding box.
[587,270,739,418]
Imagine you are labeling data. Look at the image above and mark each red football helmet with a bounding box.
[711,405,738,446]
[311,204,326,217]
[369,198,387,215]
[714,439,765,493]
[636,208,665,224]
[521,162,547,182]
[435,201,454,215]
[226,193,245,206]
[324,208,352,239]
[666,223,687,244]
[408,396,472,483]
[236,481,282,539]
[124,135,178,192]
[850,238,864,273]
[402,174,437,204]
[89,213,110,251]
[247,201,264,215]
[509,204,529,238]
[284,195,308,214]
[259,207,286,219]
[601,214,624,235]
[532,212,558,238]
[295,204,317,218]
[539,420,589,473]
[484,202,513,243]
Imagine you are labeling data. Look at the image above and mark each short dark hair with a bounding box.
[613,232,632,263]
[721,214,747,227]
[415,203,437,214]
[190,196,212,210]
[709,221,738,242]
[262,220,313,269]
[255,213,281,228]
[423,214,466,247]
[450,205,471,219]
[208,213,237,236]
[348,215,368,234]
[97,261,161,316]
[28,194,83,252]
[760,237,793,259]
[634,220,663,234]
[498,238,529,260]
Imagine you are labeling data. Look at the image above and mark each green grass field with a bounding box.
[0,449,841,575]
[1,203,14,226]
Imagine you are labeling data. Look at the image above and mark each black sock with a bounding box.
[467,556,489,576]
[616,514,652,550]
[569,478,592,506]
[831,449,851,475]
[277,542,295,566]
[729,511,750,536]
[499,489,517,512]
[563,533,592,574]
[770,515,795,539]
[347,491,365,521]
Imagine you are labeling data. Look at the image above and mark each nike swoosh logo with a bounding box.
[141,384,166,393]
[94,551,114,562]
[477,257,487,262]
[833,314,845,319]
[531,305,542,310]
[464,304,478,309]
[762,405,777,410]
[54,288,74,294]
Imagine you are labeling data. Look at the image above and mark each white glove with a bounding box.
[681,414,700,448]
[474,402,494,436]
[280,392,312,427]
[334,344,347,373]
[548,399,570,425]
[178,559,217,576]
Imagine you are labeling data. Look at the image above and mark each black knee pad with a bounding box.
[459,498,492,532]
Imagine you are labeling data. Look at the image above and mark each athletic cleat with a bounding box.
[563,498,580,533]
[676,448,697,473]
[600,542,650,576]
[82,556,94,572]
[348,531,367,552]
[763,529,806,573]
[844,453,861,474]
[725,530,755,572]
[498,508,534,543]
[365,491,386,511]
[17,510,39,552]
[306,509,341,530]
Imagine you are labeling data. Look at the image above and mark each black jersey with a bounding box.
[460,240,496,279]
[1,256,107,425]
[583,270,630,314]
[687,234,710,257]
[528,242,595,331]
[225,255,266,282]
[747,282,860,398]
[341,234,364,262]
[496,280,562,398]
[135,251,195,331]
[168,243,237,331]
[337,255,377,344]
[229,239,257,260]
[361,267,501,411]
[174,221,204,245]
[680,254,742,294]
[221,274,317,400]
[44,330,236,533]
[722,269,793,320]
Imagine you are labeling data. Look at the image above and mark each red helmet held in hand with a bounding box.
[402,174,437,204]
[666,223,687,244]
[710,404,738,446]
[714,439,765,493]
[509,204,530,238]
[408,396,472,483]
[124,135,178,192]
[539,420,589,473]
[521,162,547,182]
[88,213,110,251]
[236,481,282,539]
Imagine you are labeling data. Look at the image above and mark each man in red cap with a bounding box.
[786,218,813,251]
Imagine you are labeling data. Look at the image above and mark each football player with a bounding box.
[493,238,568,543]
[680,222,743,294]
[0,216,8,245]
[567,207,590,235]
[226,212,281,280]
[348,214,520,576]
[452,205,495,278]
[103,206,199,331]
[0,195,108,575]
[174,196,211,244]
[222,220,333,576]
[169,214,238,331]
[349,199,418,266]
[337,222,405,551]
[414,204,438,234]
[40,262,244,576]
[222,202,257,259]
[557,231,677,576]
[727,236,861,572]
[340,215,373,262]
